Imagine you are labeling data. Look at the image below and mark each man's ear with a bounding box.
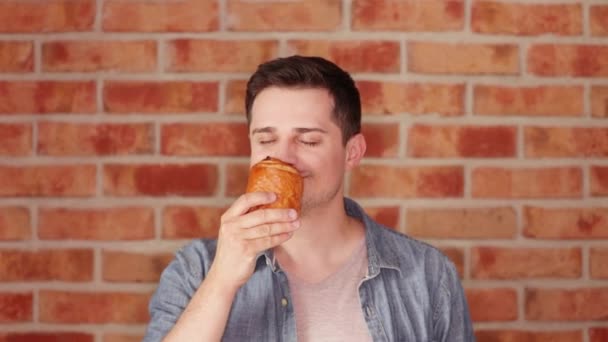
[345,133,366,170]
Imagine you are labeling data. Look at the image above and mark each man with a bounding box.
[144,56,474,342]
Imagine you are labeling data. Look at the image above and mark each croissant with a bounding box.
[246,156,303,214]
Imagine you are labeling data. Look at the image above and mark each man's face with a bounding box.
[249,86,353,214]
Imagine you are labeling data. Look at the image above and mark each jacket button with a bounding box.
[281,298,288,307]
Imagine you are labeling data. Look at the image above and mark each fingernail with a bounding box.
[291,220,300,228]
[288,209,297,219]
[269,192,276,201]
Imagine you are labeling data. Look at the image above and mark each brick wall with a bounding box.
[0,1,606,341]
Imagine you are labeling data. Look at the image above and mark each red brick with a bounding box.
[361,123,399,157]
[0,41,33,72]
[466,288,517,322]
[472,1,582,36]
[0,1,94,33]
[591,328,608,342]
[439,247,464,278]
[38,207,154,241]
[103,251,173,283]
[474,85,583,117]
[225,80,247,115]
[408,42,518,75]
[161,123,249,156]
[227,0,341,31]
[287,40,400,73]
[528,44,608,77]
[225,163,249,197]
[408,125,516,158]
[472,247,581,279]
[102,334,142,342]
[350,165,463,198]
[0,292,32,322]
[363,206,400,229]
[163,206,224,239]
[358,81,464,116]
[592,86,608,118]
[103,0,218,32]
[39,291,150,323]
[406,207,516,239]
[38,122,152,156]
[168,40,278,73]
[525,127,608,157]
[526,288,608,321]
[104,81,218,114]
[0,249,93,282]
[0,332,93,342]
[0,81,96,114]
[524,207,608,239]
[0,123,32,156]
[475,330,582,342]
[352,0,464,31]
[0,165,96,197]
[591,248,608,279]
[591,6,608,36]
[472,167,582,199]
[43,41,156,72]
[104,164,218,197]
[591,166,608,196]
[0,207,30,240]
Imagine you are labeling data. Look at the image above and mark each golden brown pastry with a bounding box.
[246,156,303,214]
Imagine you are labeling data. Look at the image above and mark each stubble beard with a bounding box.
[299,176,343,216]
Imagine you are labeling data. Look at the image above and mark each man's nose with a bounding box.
[272,140,298,166]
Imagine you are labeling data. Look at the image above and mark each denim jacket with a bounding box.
[144,198,475,342]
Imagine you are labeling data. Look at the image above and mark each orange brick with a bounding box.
[0,332,93,342]
[406,207,516,239]
[592,86,608,118]
[0,165,96,197]
[227,0,341,31]
[408,125,516,157]
[38,122,152,156]
[352,0,464,31]
[591,328,608,342]
[103,251,173,283]
[472,167,582,199]
[358,81,465,116]
[287,40,400,73]
[591,166,608,196]
[38,207,154,241]
[0,249,93,282]
[39,291,150,323]
[472,247,581,279]
[466,288,517,322]
[0,41,33,72]
[524,207,608,239]
[168,40,278,72]
[43,41,156,72]
[472,1,582,35]
[225,163,249,197]
[591,6,608,36]
[161,123,249,156]
[102,334,142,342]
[0,123,32,156]
[408,42,519,75]
[363,206,400,229]
[474,85,583,117]
[439,247,464,278]
[163,206,224,239]
[361,123,399,157]
[0,292,32,323]
[525,127,608,157]
[0,0,94,33]
[528,44,608,77]
[104,81,218,114]
[104,164,218,197]
[0,81,96,114]
[103,0,218,32]
[0,207,30,240]
[225,80,247,115]
[591,248,608,279]
[526,288,608,321]
[350,165,463,198]
[475,330,582,342]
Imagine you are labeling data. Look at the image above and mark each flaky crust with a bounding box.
[246,157,303,213]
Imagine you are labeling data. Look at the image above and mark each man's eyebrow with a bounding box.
[250,127,328,135]
[251,127,275,135]
[294,127,328,134]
